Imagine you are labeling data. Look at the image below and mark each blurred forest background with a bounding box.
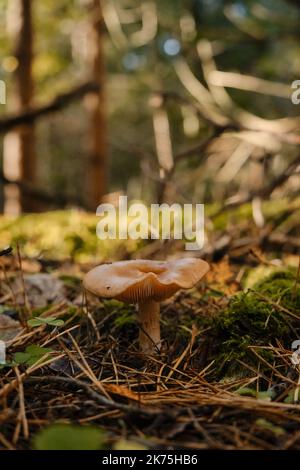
[0,0,299,217]
[2,1,300,451]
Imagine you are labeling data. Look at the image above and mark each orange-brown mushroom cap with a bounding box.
[83,258,209,303]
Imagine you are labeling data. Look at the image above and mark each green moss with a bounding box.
[211,269,300,377]
[0,210,140,262]
[1,199,300,261]
[212,196,300,232]
[113,309,136,328]
[252,268,300,311]
[101,299,136,328]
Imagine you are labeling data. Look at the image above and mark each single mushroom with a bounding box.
[83,258,209,355]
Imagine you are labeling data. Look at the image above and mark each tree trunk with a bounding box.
[85,0,107,210]
[3,0,36,214]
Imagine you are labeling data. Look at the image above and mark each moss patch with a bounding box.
[210,268,300,378]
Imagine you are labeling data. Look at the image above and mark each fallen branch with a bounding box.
[214,153,300,214]
[0,82,99,133]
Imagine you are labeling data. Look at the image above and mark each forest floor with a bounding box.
[0,209,300,450]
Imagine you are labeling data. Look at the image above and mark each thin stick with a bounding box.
[16,243,31,322]
[0,431,15,450]
[14,366,29,440]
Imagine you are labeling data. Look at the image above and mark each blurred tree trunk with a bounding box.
[16,0,36,211]
[3,0,36,214]
[84,0,107,210]
[0,170,4,213]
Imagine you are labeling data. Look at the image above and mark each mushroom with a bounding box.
[83,258,209,355]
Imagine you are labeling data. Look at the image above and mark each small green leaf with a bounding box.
[45,318,64,326]
[26,345,52,355]
[33,424,106,450]
[28,318,45,327]
[28,317,64,328]
[14,352,31,364]
[14,345,53,366]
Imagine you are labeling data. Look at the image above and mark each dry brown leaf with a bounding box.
[206,256,238,295]
[105,384,141,402]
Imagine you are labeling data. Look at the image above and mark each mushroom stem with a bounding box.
[137,300,161,354]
